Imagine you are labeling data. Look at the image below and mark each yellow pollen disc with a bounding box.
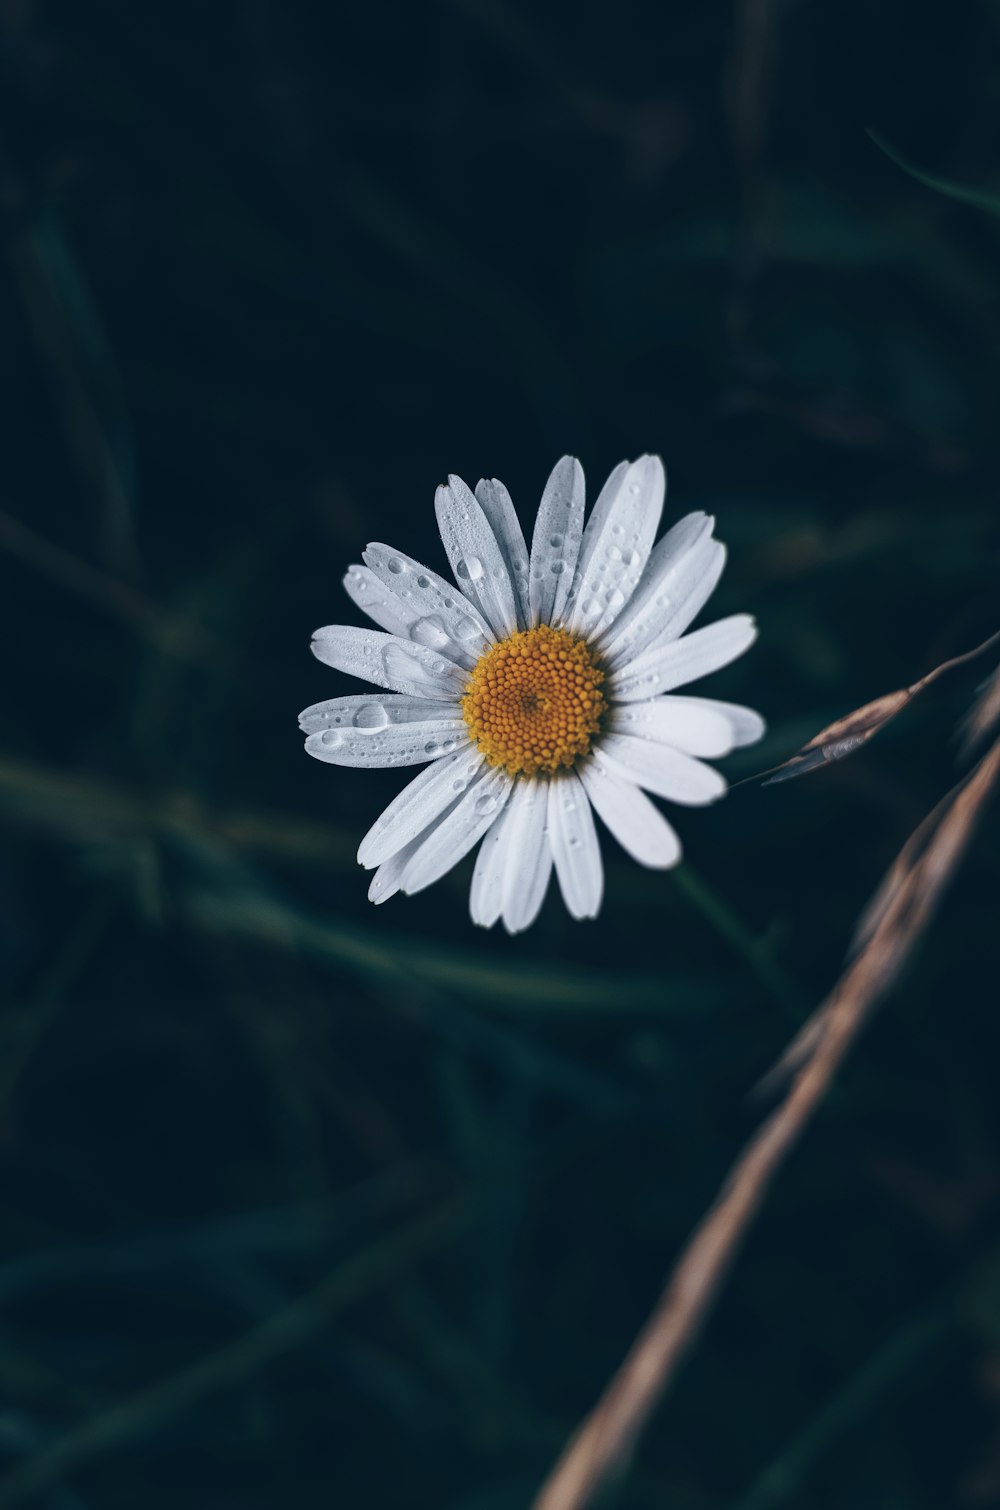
[461,624,607,777]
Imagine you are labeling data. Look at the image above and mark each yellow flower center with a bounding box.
[461,624,606,777]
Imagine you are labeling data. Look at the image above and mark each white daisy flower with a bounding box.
[300,456,763,933]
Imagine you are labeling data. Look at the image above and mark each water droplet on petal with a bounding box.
[453,615,481,642]
[320,729,343,748]
[475,793,498,816]
[410,614,451,651]
[549,534,563,549]
[352,703,389,730]
[456,556,484,582]
[550,559,565,576]
[388,557,406,574]
[382,642,442,690]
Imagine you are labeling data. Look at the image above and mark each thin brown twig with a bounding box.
[753,627,1000,786]
[531,734,1000,1510]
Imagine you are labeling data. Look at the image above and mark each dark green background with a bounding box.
[2,2,1000,1506]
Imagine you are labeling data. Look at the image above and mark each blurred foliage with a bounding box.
[0,1,999,1507]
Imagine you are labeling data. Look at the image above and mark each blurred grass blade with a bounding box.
[868,129,1000,216]
[7,217,138,574]
[730,1308,951,1510]
[0,1198,469,1509]
[188,883,726,1016]
[961,665,1000,758]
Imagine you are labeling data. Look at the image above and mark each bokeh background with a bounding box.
[2,1,1000,1506]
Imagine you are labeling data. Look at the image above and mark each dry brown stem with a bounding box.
[756,629,1000,785]
[532,734,1000,1510]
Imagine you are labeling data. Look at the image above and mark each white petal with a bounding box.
[435,475,519,638]
[609,614,758,702]
[298,693,461,734]
[305,721,468,769]
[357,747,487,868]
[528,455,585,628]
[597,733,726,805]
[342,564,478,669]
[311,625,467,699]
[609,699,735,758]
[547,771,603,920]
[598,513,715,667]
[475,478,530,629]
[368,838,422,905]
[564,456,665,638]
[362,544,493,655]
[400,767,514,896]
[579,760,681,868]
[652,696,765,749]
[620,542,726,665]
[598,525,725,667]
[502,778,553,935]
[470,795,518,928]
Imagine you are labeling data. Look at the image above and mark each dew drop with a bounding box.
[549,534,563,549]
[410,614,451,651]
[424,740,439,755]
[550,559,565,576]
[629,482,641,496]
[606,587,625,610]
[453,615,481,641]
[388,557,406,574]
[320,729,343,748]
[456,556,484,582]
[353,703,389,731]
[453,778,468,792]
[475,793,498,816]
[382,643,419,684]
[417,574,430,589]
